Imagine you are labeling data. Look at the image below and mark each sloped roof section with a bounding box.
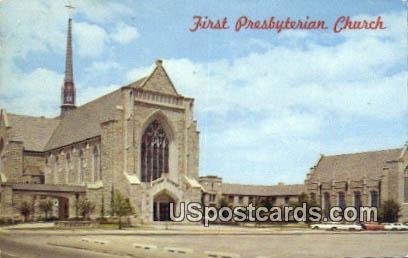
[7,114,60,151]
[137,60,179,96]
[309,148,403,182]
[45,89,122,150]
[222,183,305,196]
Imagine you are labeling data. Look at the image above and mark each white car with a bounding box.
[310,222,362,231]
[383,223,408,231]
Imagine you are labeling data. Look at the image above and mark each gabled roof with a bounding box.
[136,60,179,96]
[309,148,403,182]
[45,89,122,150]
[7,114,60,151]
[4,60,183,152]
[221,183,305,196]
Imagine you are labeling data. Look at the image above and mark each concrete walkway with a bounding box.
[1,223,408,236]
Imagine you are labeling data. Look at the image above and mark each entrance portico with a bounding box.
[0,183,86,220]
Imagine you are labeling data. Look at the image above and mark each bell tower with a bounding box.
[61,18,76,117]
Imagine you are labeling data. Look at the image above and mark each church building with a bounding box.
[0,18,202,222]
[0,18,407,223]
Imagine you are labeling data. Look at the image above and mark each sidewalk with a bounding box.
[1,223,408,236]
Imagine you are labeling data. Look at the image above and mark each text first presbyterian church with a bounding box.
[1,19,407,223]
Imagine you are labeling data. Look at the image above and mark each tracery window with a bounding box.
[141,120,169,182]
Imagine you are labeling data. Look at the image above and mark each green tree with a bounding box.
[259,197,274,210]
[110,186,115,216]
[100,194,105,219]
[379,199,401,223]
[77,198,95,220]
[19,201,32,222]
[289,192,318,224]
[111,191,134,229]
[38,199,53,220]
[218,197,230,208]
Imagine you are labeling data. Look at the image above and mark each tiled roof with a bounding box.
[7,114,60,151]
[221,183,305,196]
[309,148,403,182]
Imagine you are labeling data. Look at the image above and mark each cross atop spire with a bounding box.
[61,17,76,117]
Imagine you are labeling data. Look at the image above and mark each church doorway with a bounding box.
[153,191,176,221]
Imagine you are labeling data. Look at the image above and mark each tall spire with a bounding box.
[64,18,73,84]
[61,18,76,117]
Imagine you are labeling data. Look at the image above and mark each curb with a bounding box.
[3,229,408,237]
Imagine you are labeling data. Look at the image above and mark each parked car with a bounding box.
[362,222,384,230]
[310,222,362,231]
[383,223,408,231]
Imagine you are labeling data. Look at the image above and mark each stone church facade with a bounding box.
[305,148,408,221]
[0,19,407,223]
[0,19,202,223]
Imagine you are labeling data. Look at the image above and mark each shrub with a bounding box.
[38,199,53,220]
[77,198,95,221]
[379,199,401,223]
[111,191,134,229]
[19,201,33,222]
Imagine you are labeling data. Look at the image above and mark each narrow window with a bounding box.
[338,191,346,210]
[66,152,71,184]
[370,191,379,208]
[404,168,408,203]
[78,150,84,183]
[323,192,331,217]
[92,146,100,181]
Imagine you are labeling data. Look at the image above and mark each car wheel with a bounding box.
[331,227,337,231]
[312,226,319,230]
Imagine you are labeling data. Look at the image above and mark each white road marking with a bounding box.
[204,250,240,258]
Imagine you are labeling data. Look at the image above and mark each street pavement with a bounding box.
[0,225,407,258]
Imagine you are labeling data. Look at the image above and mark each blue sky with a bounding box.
[0,0,407,185]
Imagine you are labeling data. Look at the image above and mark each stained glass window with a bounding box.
[141,120,169,182]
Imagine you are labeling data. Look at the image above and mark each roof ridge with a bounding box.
[8,113,59,120]
[323,147,403,158]
[223,182,304,187]
[55,88,121,119]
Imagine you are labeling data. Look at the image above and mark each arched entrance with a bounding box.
[153,191,176,221]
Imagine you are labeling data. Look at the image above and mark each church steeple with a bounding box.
[61,18,76,117]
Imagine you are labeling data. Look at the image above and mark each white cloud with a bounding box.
[0,68,62,117]
[111,22,139,44]
[74,22,108,57]
[77,1,132,24]
[85,61,122,73]
[122,11,406,183]
[0,0,67,59]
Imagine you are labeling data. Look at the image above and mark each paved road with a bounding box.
[0,233,123,258]
[1,231,408,258]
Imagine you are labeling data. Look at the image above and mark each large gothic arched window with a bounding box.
[141,120,169,182]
